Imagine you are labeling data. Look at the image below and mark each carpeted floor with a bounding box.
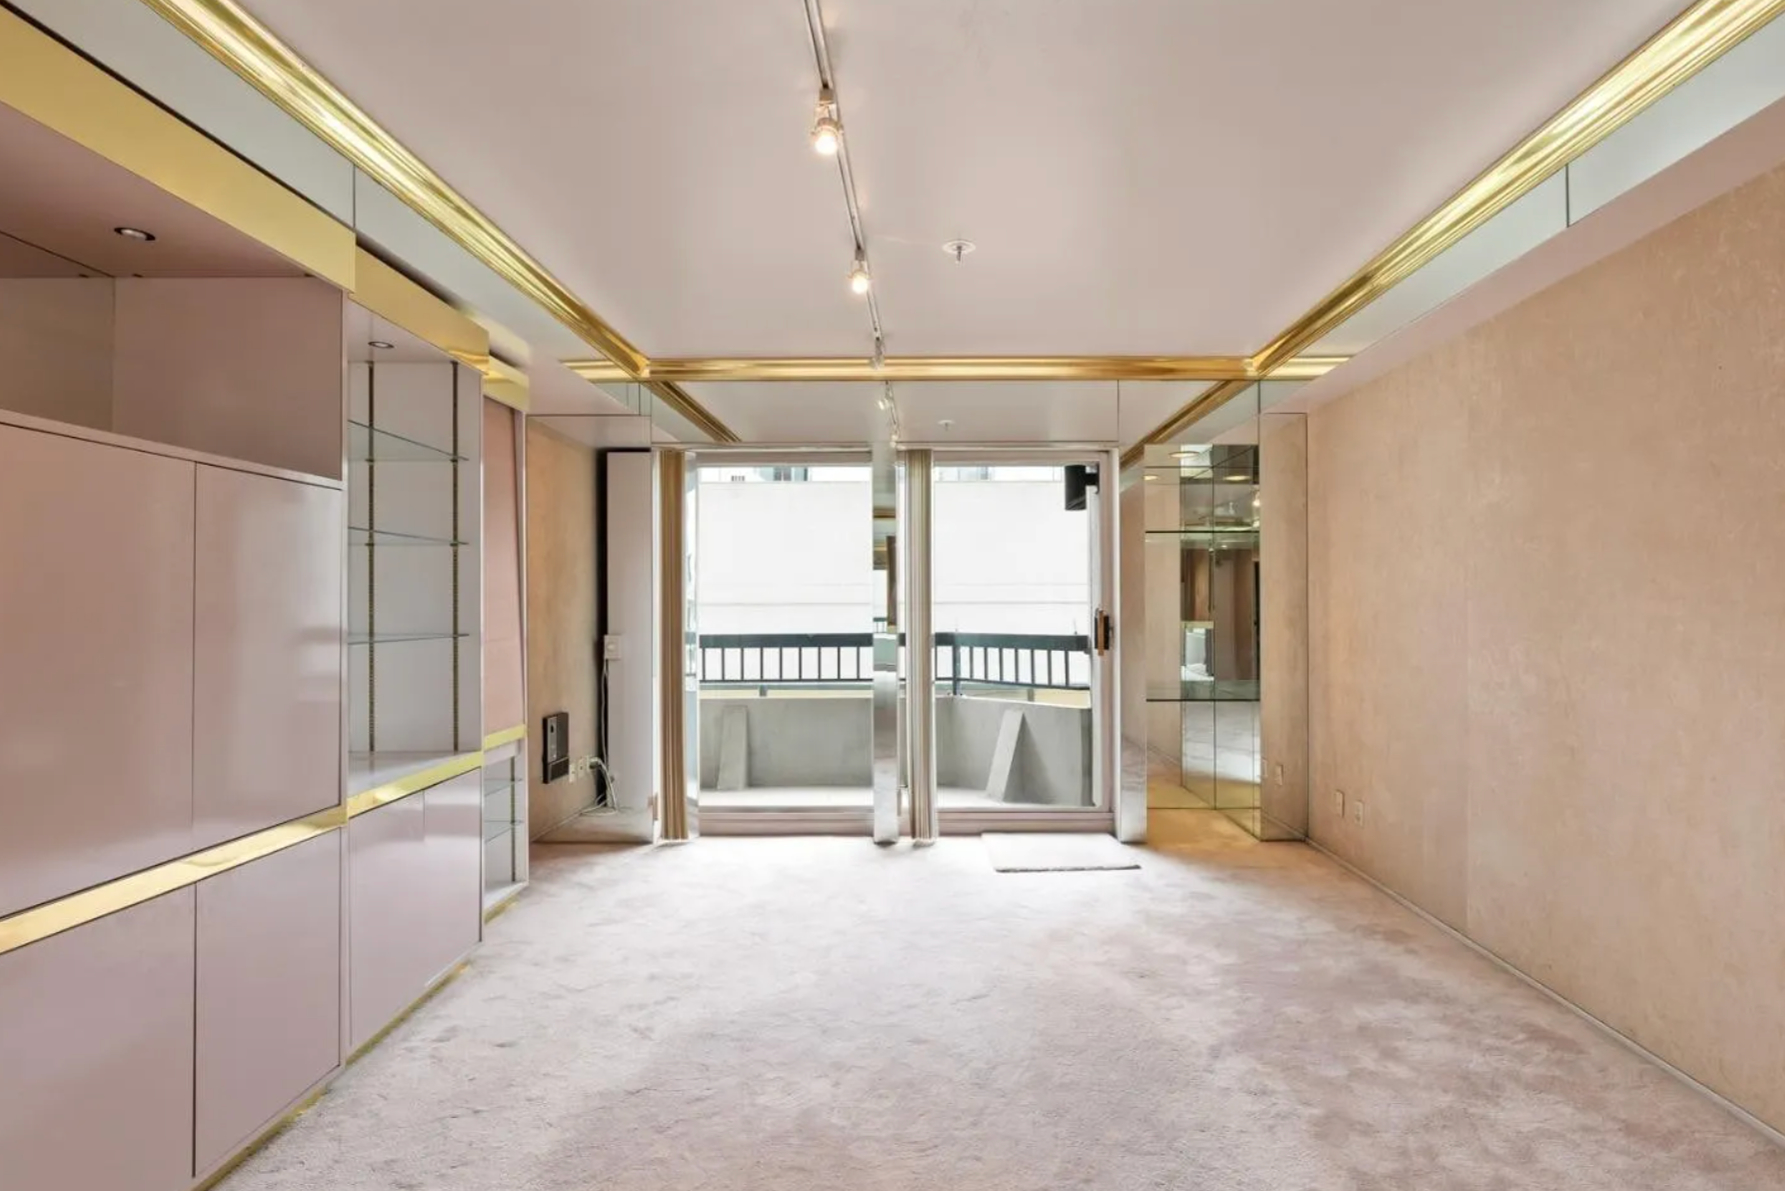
[222,812,1785,1190]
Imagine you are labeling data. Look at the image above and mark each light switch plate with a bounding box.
[1334,789,1346,818]
[1353,799,1366,827]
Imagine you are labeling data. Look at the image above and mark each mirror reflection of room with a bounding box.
[1145,442,1263,832]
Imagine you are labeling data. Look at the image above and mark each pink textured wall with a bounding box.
[1308,162,1785,1128]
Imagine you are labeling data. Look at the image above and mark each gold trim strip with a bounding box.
[136,0,646,375]
[567,355,1337,383]
[482,723,527,751]
[1139,0,1785,448]
[351,249,490,363]
[480,359,531,413]
[0,8,355,288]
[1119,378,1255,468]
[0,805,345,958]
[346,961,469,1065]
[646,379,741,443]
[483,886,525,924]
[345,751,484,819]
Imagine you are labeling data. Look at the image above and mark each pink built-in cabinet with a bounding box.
[193,467,343,850]
[0,890,197,1191]
[0,425,196,918]
[348,770,481,1049]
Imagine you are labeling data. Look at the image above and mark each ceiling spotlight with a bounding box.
[848,257,871,296]
[113,226,156,242]
[369,340,394,350]
[811,87,840,155]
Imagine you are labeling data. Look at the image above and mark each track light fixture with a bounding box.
[811,86,840,155]
[849,255,871,296]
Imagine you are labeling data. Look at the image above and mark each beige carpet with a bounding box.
[222,812,1785,1190]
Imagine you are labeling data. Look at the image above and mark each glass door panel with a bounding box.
[930,460,1101,813]
[691,460,875,818]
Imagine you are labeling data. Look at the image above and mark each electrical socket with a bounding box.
[603,636,623,661]
[1352,798,1366,828]
[1334,789,1346,818]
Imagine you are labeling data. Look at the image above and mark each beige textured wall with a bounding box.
[524,423,598,837]
[1259,413,1308,838]
[1308,162,1785,1128]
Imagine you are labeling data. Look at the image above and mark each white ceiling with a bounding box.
[236,0,1685,360]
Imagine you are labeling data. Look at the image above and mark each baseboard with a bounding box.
[1303,837,1785,1150]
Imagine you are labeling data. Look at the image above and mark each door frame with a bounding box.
[926,447,1120,836]
[682,448,879,837]
[680,446,1126,838]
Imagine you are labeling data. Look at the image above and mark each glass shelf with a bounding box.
[348,630,470,645]
[1145,525,1261,536]
[349,421,464,463]
[349,525,466,547]
[1146,679,1262,703]
[483,775,517,796]
[484,820,515,843]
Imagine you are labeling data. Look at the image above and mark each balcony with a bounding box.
[696,632,1094,810]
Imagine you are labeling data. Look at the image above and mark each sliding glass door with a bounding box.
[928,452,1115,831]
[685,448,1117,836]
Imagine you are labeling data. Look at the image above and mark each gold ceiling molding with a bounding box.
[1136,0,1785,450]
[566,356,1346,383]
[134,2,707,385]
[646,380,742,443]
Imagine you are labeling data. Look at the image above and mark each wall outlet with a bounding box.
[1333,789,1346,818]
[603,635,623,661]
[1352,798,1366,827]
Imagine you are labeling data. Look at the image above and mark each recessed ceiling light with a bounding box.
[113,226,155,242]
[1144,474,1158,482]
[1226,473,1251,482]
[369,340,395,350]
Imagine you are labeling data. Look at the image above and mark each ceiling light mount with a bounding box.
[942,239,976,262]
[113,226,156,242]
[368,339,394,350]
[810,85,840,155]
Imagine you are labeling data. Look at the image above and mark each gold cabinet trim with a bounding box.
[0,805,345,958]
[482,724,527,751]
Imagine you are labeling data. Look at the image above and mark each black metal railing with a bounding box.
[696,631,1091,692]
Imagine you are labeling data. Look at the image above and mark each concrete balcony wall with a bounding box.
[699,693,1092,806]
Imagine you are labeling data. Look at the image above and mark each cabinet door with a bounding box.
[347,795,430,1048]
[425,771,483,968]
[195,834,342,1173]
[0,891,195,1191]
[0,425,195,916]
[193,466,343,848]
